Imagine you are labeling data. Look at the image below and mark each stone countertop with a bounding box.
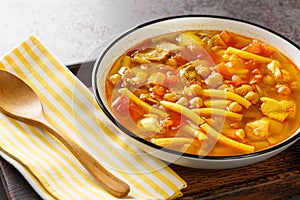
[0,0,299,65]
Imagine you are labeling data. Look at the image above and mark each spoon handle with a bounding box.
[40,118,130,198]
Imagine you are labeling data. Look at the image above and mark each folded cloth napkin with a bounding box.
[0,35,186,200]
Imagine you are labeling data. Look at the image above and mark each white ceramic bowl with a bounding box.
[92,15,300,169]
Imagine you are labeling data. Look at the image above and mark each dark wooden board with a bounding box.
[173,140,300,199]
[1,61,300,199]
[0,158,41,200]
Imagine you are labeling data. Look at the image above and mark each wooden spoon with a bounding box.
[0,70,130,198]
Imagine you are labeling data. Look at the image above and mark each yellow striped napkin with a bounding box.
[0,35,186,200]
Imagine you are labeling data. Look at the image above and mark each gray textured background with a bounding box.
[0,0,299,65]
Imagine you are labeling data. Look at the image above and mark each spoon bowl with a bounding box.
[0,71,43,122]
[0,69,130,198]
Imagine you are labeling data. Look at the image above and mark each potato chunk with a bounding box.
[260,97,296,122]
[267,60,282,80]
[138,117,160,133]
[245,118,270,139]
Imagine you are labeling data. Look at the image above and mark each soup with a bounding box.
[105,30,300,156]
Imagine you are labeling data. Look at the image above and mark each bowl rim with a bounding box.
[92,14,300,161]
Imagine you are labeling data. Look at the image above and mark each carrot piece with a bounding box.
[216,62,232,79]
[243,40,276,57]
[230,75,244,87]
[219,31,232,44]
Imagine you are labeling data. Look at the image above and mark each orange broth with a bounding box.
[105,30,300,156]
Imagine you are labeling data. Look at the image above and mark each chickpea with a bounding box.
[176,97,189,107]
[222,53,230,62]
[262,75,275,86]
[190,84,203,96]
[189,97,204,108]
[235,84,253,96]
[165,58,177,66]
[228,102,243,113]
[218,84,230,90]
[205,72,223,88]
[234,129,246,142]
[109,74,121,85]
[184,86,192,96]
[196,65,210,79]
[276,84,291,96]
[244,91,259,104]
[163,92,179,102]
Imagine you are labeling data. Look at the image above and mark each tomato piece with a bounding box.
[245,59,260,71]
[249,69,263,85]
[219,31,232,44]
[174,54,188,65]
[210,52,222,64]
[128,101,145,121]
[243,40,276,57]
[165,112,182,131]
[112,95,145,121]
[182,48,196,62]
[261,42,276,57]
[153,84,167,96]
[179,46,206,62]
[231,75,245,87]
[243,40,262,54]
[112,95,129,114]
[219,31,240,47]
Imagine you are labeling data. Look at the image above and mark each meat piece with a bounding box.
[124,67,147,86]
[133,48,170,64]
[179,59,211,82]
[260,97,296,122]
